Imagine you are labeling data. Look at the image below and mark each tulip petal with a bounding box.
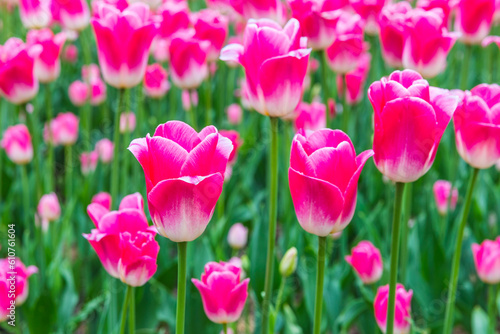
[119,192,144,211]
[181,133,233,176]
[119,256,157,287]
[153,121,200,152]
[220,43,244,64]
[147,135,189,182]
[87,203,110,229]
[224,278,249,322]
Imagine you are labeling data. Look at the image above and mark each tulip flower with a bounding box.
[128,0,162,10]
[44,112,79,146]
[83,193,159,286]
[345,241,383,284]
[220,18,311,118]
[433,180,458,216]
[1,125,33,165]
[37,192,61,232]
[0,258,37,322]
[62,44,78,63]
[82,64,100,82]
[229,0,284,24]
[378,2,412,68]
[350,0,387,34]
[120,112,137,134]
[226,104,243,125]
[193,9,229,62]
[91,192,112,210]
[336,53,371,105]
[293,101,327,132]
[89,78,107,106]
[68,80,88,107]
[416,0,454,28]
[227,223,248,249]
[80,151,98,175]
[95,138,114,164]
[143,63,170,99]
[472,238,500,284]
[26,29,66,83]
[374,284,413,334]
[402,8,459,78]
[455,0,495,44]
[453,84,500,169]
[0,38,40,104]
[50,0,90,31]
[91,2,157,88]
[192,261,250,324]
[18,0,51,29]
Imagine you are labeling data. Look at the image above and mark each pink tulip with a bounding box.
[0,38,40,104]
[293,101,327,132]
[0,258,37,322]
[401,8,459,78]
[472,237,500,284]
[120,112,137,134]
[289,129,373,236]
[80,151,98,175]
[374,284,413,334]
[181,90,199,111]
[95,138,114,164]
[51,0,90,31]
[453,84,500,169]
[83,193,159,286]
[192,261,250,324]
[345,241,383,284]
[82,64,101,82]
[336,53,371,105]
[219,130,242,165]
[227,223,248,249]
[62,44,78,63]
[68,80,88,106]
[350,0,387,34]
[144,63,170,99]
[229,0,284,24]
[368,70,459,182]
[128,0,162,10]
[37,192,61,232]
[1,124,33,165]
[90,78,107,106]
[220,18,311,117]
[169,29,210,90]
[91,192,112,211]
[288,0,342,50]
[416,0,454,28]
[433,180,458,215]
[26,29,66,83]
[129,121,233,242]
[482,36,500,49]
[18,0,51,29]
[378,2,412,68]
[91,2,157,88]
[226,104,243,125]
[455,0,495,44]
[193,9,229,62]
[44,112,79,146]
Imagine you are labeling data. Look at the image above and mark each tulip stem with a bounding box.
[341,74,349,133]
[399,182,412,284]
[460,45,472,90]
[223,323,228,334]
[26,103,42,199]
[205,76,212,127]
[386,182,406,334]
[45,83,54,192]
[129,286,135,334]
[119,284,132,334]
[443,168,480,334]
[188,90,198,131]
[489,284,498,334]
[313,236,327,334]
[319,50,331,128]
[261,117,279,334]
[271,277,286,332]
[20,165,30,223]
[176,242,187,334]
[64,145,73,201]
[111,88,126,208]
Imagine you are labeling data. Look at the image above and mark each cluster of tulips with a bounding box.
[1,0,500,333]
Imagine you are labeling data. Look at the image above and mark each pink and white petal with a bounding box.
[119,192,144,212]
[154,121,200,151]
[224,278,250,323]
[219,43,244,64]
[180,133,232,176]
[147,135,189,183]
[119,256,157,287]
[87,203,110,228]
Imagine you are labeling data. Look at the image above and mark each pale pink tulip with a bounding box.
[227,223,248,249]
[95,138,114,164]
[120,112,137,134]
[432,180,458,215]
[80,151,98,175]
[68,80,88,106]
[472,237,500,284]
[226,104,243,125]
[374,284,413,334]
[1,124,33,165]
[37,192,61,231]
[18,0,51,29]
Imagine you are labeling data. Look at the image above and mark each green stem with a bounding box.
[386,182,406,334]
[128,286,135,334]
[45,83,54,192]
[176,242,187,334]
[111,89,126,208]
[399,182,412,284]
[137,85,145,135]
[64,145,73,201]
[20,165,30,223]
[341,74,349,133]
[460,45,472,90]
[223,323,228,334]
[26,104,42,199]
[205,77,212,127]
[271,277,286,332]
[489,285,498,334]
[188,90,198,130]
[313,236,327,334]
[261,117,279,334]
[80,29,93,151]
[319,51,331,127]
[169,87,177,121]
[443,168,480,334]
[119,285,132,334]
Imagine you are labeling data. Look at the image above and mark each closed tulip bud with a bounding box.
[227,223,248,249]
[226,104,243,125]
[95,138,114,164]
[192,261,250,324]
[455,0,495,44]
[378,2,412,68]
[37,193,61,232]
[432,180,458,216]
[374,284,413,334]
[472,237,500,284]
[62,44,78,63]
[91,192,112,211]
[19,0,51,29]
[80,151,98,175]
[26,29,66,83]
[44,112,79,146]
[120,112,136,134]
[143,63,170,99]
[68,80,88,106]
[279,247,298,278]
[345,241,383,284]
[2,124,33,165]
[90,78,107,106]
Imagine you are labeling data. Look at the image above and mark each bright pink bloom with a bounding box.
[120,112,137,134]
[325,12,368,74]
[402,8,459,78]
[90,78,107,106]
[91,192,112,211]
[227,223,248,249]
[416,0,454,28]
[293,101,327,132]
[169,29,210,90]
[219,130,241,164]
[95,138,114,164]
[192,261,250,324]
[0,258,37,321]
[144,63,170,98]
[92,3,157,88]
[345,240,383,284]
[229,0,284,24]
[433,180,458,215]
[220,19,311,117]
[226,104,243,125]
[193,9,229,62]
[80,151,98,175]
[37,192,61,232]
[44,112,79,146]
[1,124,33,165]
[129,121,233,242]
[368,70,458,182]
[128,0,162,10]
[378,2,412,68]
[288,0,342,50]
[350,0,387,34]
[374,284,413,334]
[0,38,40,104]
[68,80,88,106]
[289,129,373,236]
[62,44,78,63]
[26,29,66,83]
[455,0,495,44]
[453,84,500,169]
[83,193,159,286]
[336,53,371,105]
[472,237,500,284]
[18,0,51,29]
[51,0,90,31]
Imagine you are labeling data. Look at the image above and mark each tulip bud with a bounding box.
[68,80,88,106]
[120,112,136,134]
[433,180,458,216]
[95,139,114,164]
[1,124,33,165]
[472,237,500,284]
[345,241,383,284]
[227,223,248,250]
[80,151,98,175]
[279,247,298,278]
[226,104,243,125]
[62,44,78,63]
[374,284,413,334]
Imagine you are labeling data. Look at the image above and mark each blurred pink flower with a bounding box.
[1,124,33,165]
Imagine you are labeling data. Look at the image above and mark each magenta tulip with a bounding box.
[455,0,495,44]
[374,284,413,334]
[229,0,284,23]
[89,78,107,106]
[192,261,250,324]
[345,241,383,284]
[44,112,79,146]
[91,192,112,211]
[350,0,387,34]
[293,101,327,132]
[37,192,61,231]
[18,0,51,29]
[472,237,500,284]
[433,180,458,216]
[193,9,229,62]
[68,80,88,107]
[62,44,78,63]
[143,63,170,99]
[1,124,33,165]
[51,0,90,31]
[416,0,454,28]
[378,2,412,68]
[129,121,233,242]
[26,29,66,83]
[336,53,371,105]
